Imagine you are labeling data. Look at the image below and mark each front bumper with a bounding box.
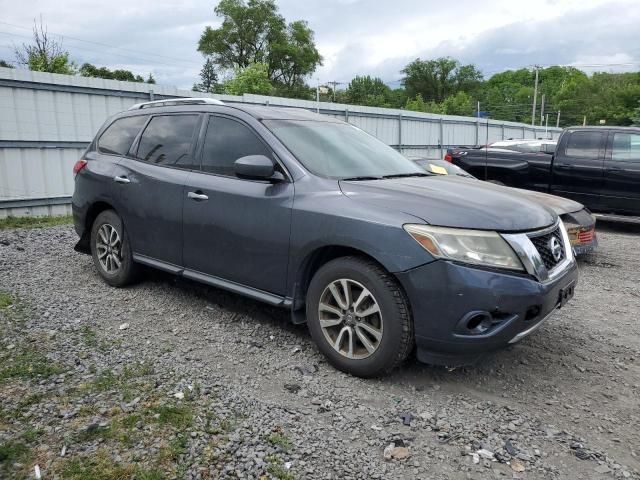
[396,259,578,366]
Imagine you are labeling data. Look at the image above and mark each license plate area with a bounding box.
[558,282,575,308]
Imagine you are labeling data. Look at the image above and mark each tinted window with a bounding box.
[201,117,271,176]
[612,133,640,161]
[565,131,603,159]
[137,115,199,167]
[98,115,147,156]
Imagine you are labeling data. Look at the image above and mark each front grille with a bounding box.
[529,227,566,270]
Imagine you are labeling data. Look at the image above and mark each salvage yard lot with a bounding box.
[0,222,638,479]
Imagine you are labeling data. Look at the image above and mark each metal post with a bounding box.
[522,126,526,139]
[556,111,561,128]
[475,118,480,146]
[501,124,505,140]
[531,67,539,126]
[545,113,549,138]
[439,118,444,159]
[540,94,545,126]
[477,101,480,118]
[316,78,320,113]
[398,113,403,153]
[345,108,349,123]
[149,89,155,101]
[583,115,587,126]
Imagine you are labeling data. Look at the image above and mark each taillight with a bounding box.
[73,159,87,177]
[443,153,453,163]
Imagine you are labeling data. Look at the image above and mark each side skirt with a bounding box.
[132,253,291,308]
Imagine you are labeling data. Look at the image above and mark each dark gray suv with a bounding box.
[72,98,578,377]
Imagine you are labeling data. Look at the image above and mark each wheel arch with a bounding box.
[74,201,119,254]
[290,245,398,323]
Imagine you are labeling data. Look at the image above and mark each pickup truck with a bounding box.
[447,127,640,216]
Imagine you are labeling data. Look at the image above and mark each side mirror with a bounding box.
[234,155,278,180]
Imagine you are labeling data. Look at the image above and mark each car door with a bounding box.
[182,114,294,297]
[112,113,201,267]
[601,130,640,215]
[550,130,605,209]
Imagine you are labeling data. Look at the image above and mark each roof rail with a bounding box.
[128,97,225,110]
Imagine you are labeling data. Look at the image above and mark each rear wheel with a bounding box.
[90,210,139,287]
[306,256,413,377]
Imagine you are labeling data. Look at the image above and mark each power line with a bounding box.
[0,20,201,67]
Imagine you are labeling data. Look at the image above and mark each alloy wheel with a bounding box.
[318,278,383,359]
[96,223,122,274]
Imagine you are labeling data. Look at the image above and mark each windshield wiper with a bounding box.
[380,172,432,179]
[341,176,382,181]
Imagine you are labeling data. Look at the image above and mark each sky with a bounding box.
[1,0,639,89]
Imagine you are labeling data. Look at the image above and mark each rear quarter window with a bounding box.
[98,115,148,156]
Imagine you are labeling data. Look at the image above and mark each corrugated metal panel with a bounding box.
[0,67,563,216]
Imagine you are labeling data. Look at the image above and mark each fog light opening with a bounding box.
[466,313,493,334]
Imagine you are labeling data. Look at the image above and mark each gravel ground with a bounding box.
[0,222,639,479]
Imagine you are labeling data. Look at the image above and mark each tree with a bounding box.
[404,94,442,113]
[14,17,75,74]
[79,63,155,84]
[193,57,220,93]
[0,60,14,68]
[345,76,392,107]
[401,57,482,103]
[223,62,272,95]
[441,91,473,116]
[198,0,321,97]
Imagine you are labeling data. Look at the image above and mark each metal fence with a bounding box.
[0,67,561,217]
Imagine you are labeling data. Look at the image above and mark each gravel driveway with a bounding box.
[0,222,639,479]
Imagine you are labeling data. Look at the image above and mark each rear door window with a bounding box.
[565,131,604,159]
[98,115,148,156]
[611,132,640,162]
[200,116,272,177]
[136,115,199,168]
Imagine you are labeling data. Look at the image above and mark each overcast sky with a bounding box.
[1,0,639,89]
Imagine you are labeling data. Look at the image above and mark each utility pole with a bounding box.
[540,94,545,126]
[556,111,561,128]
[531,66,539,127]
[326,81,344,102]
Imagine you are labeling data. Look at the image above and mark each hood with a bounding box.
[505,187,583,216]
[339,176,556,232]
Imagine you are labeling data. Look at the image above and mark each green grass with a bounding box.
[57,449,163,480]
[80,325,98,347]
[0,215,73,230]
[0,348,64,382]
[266,455,295,480]
[0,291,12,309]
[0,440,30,465]
[267,432,292,451]
[153,405,193,430]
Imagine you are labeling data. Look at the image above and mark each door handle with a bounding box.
[114,176,130,184]
[187,191,209,201]
[556,164,573,170]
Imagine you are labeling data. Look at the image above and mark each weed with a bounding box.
[0,347,64,382]
[22,428,44,443]
[153,405,194,430]
[56,448,160,480]
[266,455,295,480]
[267,432,292,451]
[80,325,98,347]
[0,215,73,230]
[0,441,30,465]
[0,291,12,309]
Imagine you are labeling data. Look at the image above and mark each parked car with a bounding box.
[412,159,597,255]
[72,98,578,377]
[446,127,640,216]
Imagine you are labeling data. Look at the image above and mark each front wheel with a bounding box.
[90,210,139,287]
[306,256,413,377]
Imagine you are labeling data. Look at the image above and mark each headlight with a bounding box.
[403,224,524,271]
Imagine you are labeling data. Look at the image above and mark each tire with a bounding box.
[90,210,139,287]
[306,256,413,377]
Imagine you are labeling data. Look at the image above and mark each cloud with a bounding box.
[0,0,638,89]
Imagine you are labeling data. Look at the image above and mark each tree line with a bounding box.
[3,4,639,126]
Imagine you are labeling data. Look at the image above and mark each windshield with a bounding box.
[264,120,426,179]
